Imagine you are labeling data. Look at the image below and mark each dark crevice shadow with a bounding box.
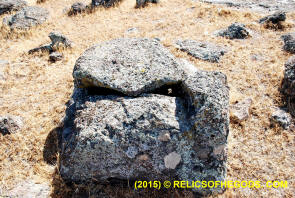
[43,125,62,165]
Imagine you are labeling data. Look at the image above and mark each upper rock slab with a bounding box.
[73,38,185,96]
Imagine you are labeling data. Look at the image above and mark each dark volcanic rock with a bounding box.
[259,11,286,24]
[73,38,185,96]
[217,23,249,39]
[0,0,27,15]
[60,38,229,196]
[281,33,295,54]
[49,52,63,62]
[175,39,227,63]
[28,44,52,54]
[281,56,295,116]
[3,6,49,30]
[136,0,159,8]
[0,115,23,135]
[92,0,120,7]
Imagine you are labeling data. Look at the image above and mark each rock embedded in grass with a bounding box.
[230,98,252,123]
[68,2,87,16]
[0,0,27,15]
[0,115,23,135]
[217,22,250,39]
[270,108,292,129]
[3,6,49,30]
[259,11,286,25]
[49,52,63,62]
[281,33,295,54]
[60,38,229,196]
[136,0,159,8]
[175,39,227,63]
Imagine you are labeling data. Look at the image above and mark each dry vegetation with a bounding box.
[0,0,295,197]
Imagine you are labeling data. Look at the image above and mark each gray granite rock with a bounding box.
[68,2,87,16]
[73,38,185,96]
[49,32,72,49]
[3,6,49,30]
[0,0,27,15]
[281,33,295,54]
[199,0,295,13]
[60,38,229,196]
[270,108,292,129]
[136,0,159,8]
[0,115,23,135]
[217,23,249,39]
[175,40,227,63]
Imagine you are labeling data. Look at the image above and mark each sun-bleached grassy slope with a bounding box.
[0,0,294,197]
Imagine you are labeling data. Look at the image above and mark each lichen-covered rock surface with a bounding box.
[175,39,227,63]
[60,38,229,196]
[0,0,27,15]
[3,6,49,30]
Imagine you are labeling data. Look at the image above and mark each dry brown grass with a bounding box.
[0,0,295,197]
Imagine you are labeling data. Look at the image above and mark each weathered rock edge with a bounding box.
[60,38,229,196]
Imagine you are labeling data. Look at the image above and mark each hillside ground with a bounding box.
[0,0,295,197]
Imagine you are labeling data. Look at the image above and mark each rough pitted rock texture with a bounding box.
[217,23,249,39]
[0,115,23,135]
[230,98,252,123]
[281,33,295,54]
[199,0,295,13]
[73,38,185,96]
[3,6,49,30]
[136,0,159,8]
[68,2,87,16]
[175,40,227,63]
[61,38,229,196]
[281,56,295,116]
[270,109,292,129]
[0,0,27,15]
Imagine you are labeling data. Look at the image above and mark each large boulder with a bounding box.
[0,0,27,15]
[175,39,227,63]
[60,38,229,196]
[3,6,49,30]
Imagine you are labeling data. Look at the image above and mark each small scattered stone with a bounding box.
[0,115,23,135]
[217,23,249,39]
[68,2,87,16]
[49,52,63,62]
[136,0,159,8]
[158,132,171,142]
[7,180,50,198]
[0,0,27,15]
[164,152,181,169]
[270,108,292,129]
[281,33,295,54]
[259,11,286,28]
[230,98,252,122]
[3,6,49,30]
[92,0,120,7]
[28,44,52,54]
[175,39,227,63]
[49,32,72,49]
